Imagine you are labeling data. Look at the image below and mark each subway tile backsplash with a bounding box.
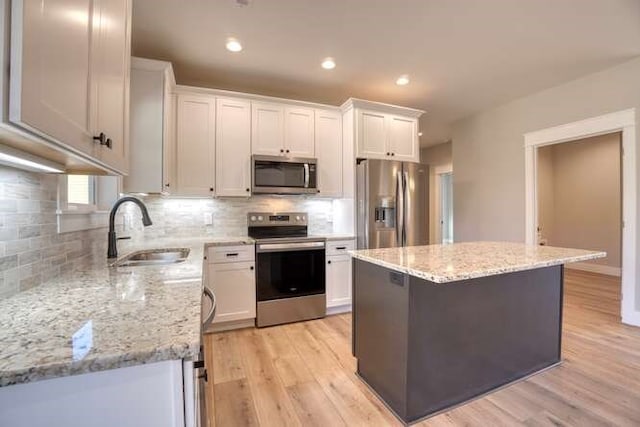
[0,166,106,299]
[0,163,337,300]
[119,194,335,239]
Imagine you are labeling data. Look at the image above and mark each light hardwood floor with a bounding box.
[204,269,640,426]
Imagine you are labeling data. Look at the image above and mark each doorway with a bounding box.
[524,108,638,326]
[432,164,453,244]
[536,132,622,317]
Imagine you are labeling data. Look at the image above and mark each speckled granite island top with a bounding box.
[350,241,606,283]
[0,237,228,388]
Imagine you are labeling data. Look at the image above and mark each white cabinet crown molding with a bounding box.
[340,97,425,118]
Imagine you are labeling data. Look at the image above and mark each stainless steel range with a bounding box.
[248,212,326,328]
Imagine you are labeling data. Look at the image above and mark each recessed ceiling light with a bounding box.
[321,57,336,70]
[396,75,410,86]
[226,38,243,52]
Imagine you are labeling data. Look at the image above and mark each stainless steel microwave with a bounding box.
[252,155,318,194]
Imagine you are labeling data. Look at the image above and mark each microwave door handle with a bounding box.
[303,163,310,188]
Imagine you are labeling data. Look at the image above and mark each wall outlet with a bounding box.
[204,212,213,225]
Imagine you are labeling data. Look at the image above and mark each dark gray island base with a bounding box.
[352,259,564,424]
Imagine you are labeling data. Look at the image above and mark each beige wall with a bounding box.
[420,141,452,167]
[538,133,621,268]
[451,55,640,307]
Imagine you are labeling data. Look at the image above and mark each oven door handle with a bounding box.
[303,163,310,188]
[257,241,325,253]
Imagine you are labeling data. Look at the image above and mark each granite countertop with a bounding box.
[0,237,219,388]
[350,241,606,283]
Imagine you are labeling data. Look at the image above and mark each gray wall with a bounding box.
[451,56,640,307]
[420,142,452,167]
[538,133,621,268]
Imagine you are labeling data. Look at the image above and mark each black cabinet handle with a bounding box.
[246,188,250,192]
[391,152,395,156]
[328,260,332,264]
[280,149,284,153]
[226,253,239,257]
[386,152,390,156]
[286,149,290,153]
[103,138,112,149]
[93,133,106,144]
[165,183,170,188]
[336,246,346,250]
[250,266,254,270]
[209,187,214,192]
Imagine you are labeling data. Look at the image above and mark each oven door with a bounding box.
[252,155,317,194]
[256,240,325,301]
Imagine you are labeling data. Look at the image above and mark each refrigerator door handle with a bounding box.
[403,170,409,246]
[396,170,404,247]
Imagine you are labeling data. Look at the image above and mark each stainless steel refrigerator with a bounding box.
[356,159,429,249]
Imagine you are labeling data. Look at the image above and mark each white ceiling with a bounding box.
[132,0,640,146]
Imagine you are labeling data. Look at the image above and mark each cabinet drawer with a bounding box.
[207,245,255,263]
[327,240,355,256]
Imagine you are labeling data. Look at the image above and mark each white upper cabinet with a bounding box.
[315,109,342,197]
[344,99,423,163]
[215,97,251,197]
[251,103,315,158]
[284,107,315,158]
[358,110,388,159]
[251,102,284,156]
[9,0,96,157]
[175,94,216,196]
[388,115,418,162]
[123,58,175,194]
[7,0,132,174]
[91,0,131,172]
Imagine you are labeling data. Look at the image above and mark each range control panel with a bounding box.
[247,212,308,227]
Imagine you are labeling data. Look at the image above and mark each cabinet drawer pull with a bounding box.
[335,246,346,250]
[93,132,106,144]
[226,253,239,257]
[250,266,254,270]
[327,260,331,264]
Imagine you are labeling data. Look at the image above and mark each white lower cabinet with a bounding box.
[0,360,188,427]
[326,239,355,310]
[206,245,256,324]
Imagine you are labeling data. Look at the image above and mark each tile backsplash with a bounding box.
[0,166,107,299]
[0,164,340,300]
[119,195,335,239]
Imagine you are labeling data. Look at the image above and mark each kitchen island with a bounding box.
[350,242,605,424]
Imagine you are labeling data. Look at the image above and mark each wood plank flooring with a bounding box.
[204,269,640,426]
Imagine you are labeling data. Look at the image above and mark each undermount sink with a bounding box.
[114,248,190,267]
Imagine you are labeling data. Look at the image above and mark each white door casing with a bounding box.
[524,108,637,326]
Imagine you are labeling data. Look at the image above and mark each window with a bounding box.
[64,175,97,211]
[57,175,120,233]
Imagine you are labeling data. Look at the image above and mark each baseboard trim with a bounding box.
[622,310,640,327]
[566,262,621,277]
[327,304,352,315]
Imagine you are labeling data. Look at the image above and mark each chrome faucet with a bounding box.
[107,197,152,259]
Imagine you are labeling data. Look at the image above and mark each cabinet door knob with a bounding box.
[93,133,106,144]
[165,183,170,188]
[250,266,254,270]
[246,188,250,192]
[391,152,395,156]
[286,149,290,153]
[103,138,112,149]
[386,152,390,156]
[209,187,214,192]
[280,149,284,153]
[327,260,332,264]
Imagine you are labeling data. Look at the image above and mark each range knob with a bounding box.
[301,216,306,221]
[296,216,301,221]
[250,216,257,222]
[257,215,264,221]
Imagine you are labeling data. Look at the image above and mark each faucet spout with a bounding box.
[107,196,153,259]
